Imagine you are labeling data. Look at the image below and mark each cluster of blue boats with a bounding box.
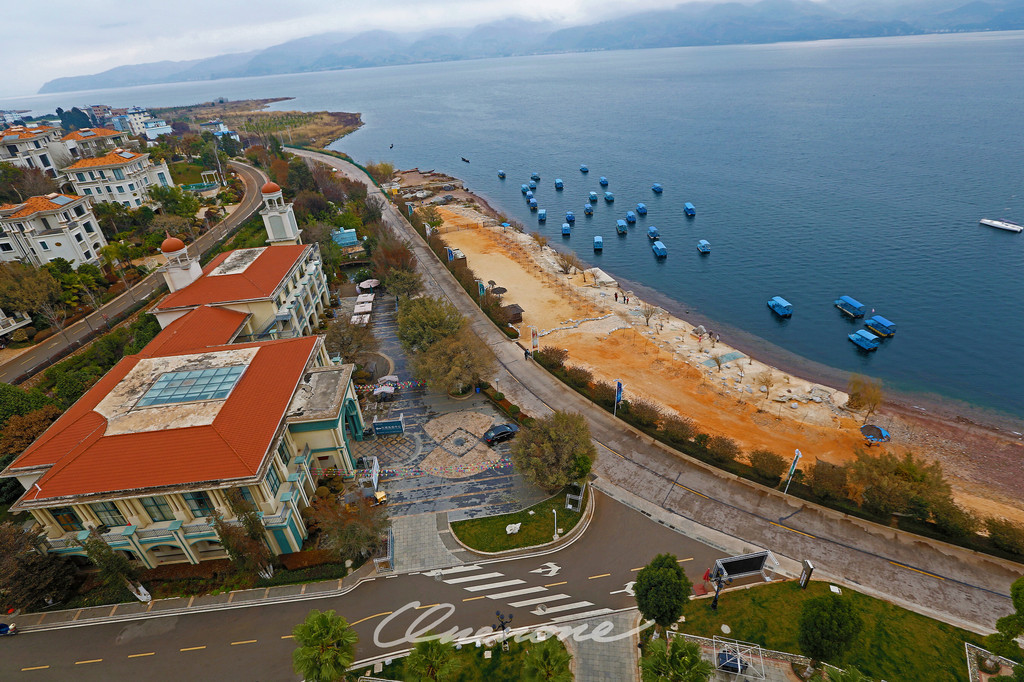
[767,295,897,352]
[500,166,707,259]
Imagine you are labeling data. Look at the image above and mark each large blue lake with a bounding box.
[6,32,1024,421]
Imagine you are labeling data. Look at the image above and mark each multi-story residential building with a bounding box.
[199,120,240,142]
[142,119,173,141]
[0,124,68,178]
[0,193,107,266]
[62,127,133,159]
[0,308,32,339]
[61,148,173,208]
[86,105,112,124]
[0,303,366,567]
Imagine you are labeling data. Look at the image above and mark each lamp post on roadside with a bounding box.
[552,508,558,541]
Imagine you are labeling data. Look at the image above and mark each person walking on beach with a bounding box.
[524,348,531,360]
[614,292,618,302]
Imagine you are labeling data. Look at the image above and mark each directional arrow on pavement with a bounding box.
[529,562,561,578]
[610,581,636,597]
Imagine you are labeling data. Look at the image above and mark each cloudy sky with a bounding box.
[1,0,702,97]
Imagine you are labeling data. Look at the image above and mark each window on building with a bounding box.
[74,233,83,242]
[137,365,245,407]
[83,250,91,259]
[50,506,83,532]
[74,205,85,217]
[141,496,174,522]
[113,168,125,180]
[122,201,130,207]
[76,172,86,182]
[5,145,16,156]
[135,199,141,206]
[88,171,95,180]
[92,242,100,251]
[0,244,13,252]
[98,171,106,179]
[40,217,50,230]
[238,487,256,506]
[265,465,281,498]
[116,186,124,193]
[157,172,167,187]
[128,183,135,191]
[105,186,113,195]
[278,440,292,466]
[182,491,215,518]
[39,241,49,250]
[40,154,50,167]
[33,140,41,149]
[91,501,127,527]
[84,188,92,195]
[24,158,34,168]
[84,222,94,233]
[143,176,150,185]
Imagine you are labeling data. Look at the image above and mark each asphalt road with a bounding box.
[3,492,722,680]
[0,161,267,385]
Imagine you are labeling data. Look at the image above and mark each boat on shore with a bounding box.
[684,202,696,217]
[849,329,880,351]
[865,315,896,337]
[594,235,603,250]
[616,219,628,234]
[697,239,711,254]
[980,218,1023,233]
[767,296,793,318]
[652,240,668,258]
[834,295,866,318]
[636,203,647,215]
[647,225,660,240]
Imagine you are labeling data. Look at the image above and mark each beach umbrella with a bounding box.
[359,279,380,288]
[491,287,507,296]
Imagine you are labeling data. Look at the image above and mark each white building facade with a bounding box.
[0,193,108,266]
[62,149,173,208]
[0,124,68,178]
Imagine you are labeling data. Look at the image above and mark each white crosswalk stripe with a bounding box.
[443,572,504,584]
[485,586,547,600]
[531,600,593,615]
[434,565,482,575]
[508,593,572,608]
[550,608,614,623]
[464,579,526,592]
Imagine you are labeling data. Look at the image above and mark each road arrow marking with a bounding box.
[611,581,636,597]
[531,601,592,615]
[530,562,561,578]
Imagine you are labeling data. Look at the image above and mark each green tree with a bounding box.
[372,232,417,276]
[807,460,849,501]
[522,637,573,682]
[511,411,596,491]
[0,262,63,325]
[0,383,53,430]
[383,268,423,299]
[992,664,1024,682]
[212,487,272,579]
[849,450,951,520]
[404,638,463,682]
[397,296,464,353]
[411,329,495,395]
[640,636,713,682]
[986,518,1024,557]
[635,553,692,630]
[150,185,201,222]
[798,593,863,663]
[986,576,1024,660]
[77,528,140,589]
[291,609,358,682]
[325,316,379,365]
[307,492,390,561]
[0,522,76,610]
[749,449,787,482]
[705,435,741,463]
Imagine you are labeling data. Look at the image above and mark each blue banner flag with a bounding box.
[446,248,454,262]
[615,381,623,406]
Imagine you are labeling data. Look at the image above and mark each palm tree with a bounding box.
[522,637,574,682]
[291,609,358,682]
[404,638,463,681]
[641,637,713,682]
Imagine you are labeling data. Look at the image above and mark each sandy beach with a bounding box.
[397,172,1024,525]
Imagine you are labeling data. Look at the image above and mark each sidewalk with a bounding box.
[292,148,1019,636]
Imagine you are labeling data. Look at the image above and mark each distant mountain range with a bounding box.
[39,0,1024,93]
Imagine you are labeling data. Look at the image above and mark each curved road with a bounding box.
[0,161,268,385]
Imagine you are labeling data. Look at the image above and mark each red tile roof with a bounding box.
[4,306,319,504]
[61,127,122,142]
[1,125,58,140]
[0,194,83,220]
[155,245,309,310]
[65,149,145,170]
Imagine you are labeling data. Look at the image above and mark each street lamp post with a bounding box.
[552,508,558,541]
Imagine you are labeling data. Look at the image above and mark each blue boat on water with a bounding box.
[834,295,866,318]
[555,179,564,190]
[528,180,537,190]
[697,239,711,254]
[604,192,615,203]
[647,225,660,240]
[521,184,529,194]
[526,190,534,199]
[538,209,547,222]
[652,183,663,193]
[684,202,696,217]
[589,191,599,203]
[652,240,668,258]
[636,203,647,215]
[599,176,609,186]
[565,211,575,223]
[767,296,793,318]
[498,170,506,179]
[528,198,538,210]
[594,235,603,250]
[580,165,589,173]
[584,203,594,215]
[849,329,880,351]
[562,223,572,236]
[531,172,540,181]
[865,315,897,337]
[626,211,637,224]
[616,219,628,234]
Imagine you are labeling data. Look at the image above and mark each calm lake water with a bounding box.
[7,32,1024,421]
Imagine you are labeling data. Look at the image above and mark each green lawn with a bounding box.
[679,580,983,682]
[367,637,570,681]
[450,487,587,553]
[168,161,207,186]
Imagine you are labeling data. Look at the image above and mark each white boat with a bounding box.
[980,218,1023,233]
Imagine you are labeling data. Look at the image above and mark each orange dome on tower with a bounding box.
[261,181,281,194]
[160,236,186,253]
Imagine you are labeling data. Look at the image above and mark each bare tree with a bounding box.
[555,251,583,275]
[711,353,725,372]
[757,369,776,405]
[641,301,658,326]
[848,374,884,424]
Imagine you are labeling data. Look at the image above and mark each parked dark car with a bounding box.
[483,423,519,445]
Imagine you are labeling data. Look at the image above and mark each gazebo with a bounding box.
[502,303,524,324]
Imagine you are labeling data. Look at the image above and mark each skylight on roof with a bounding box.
[118,151,135,159]
[79,130,96,137]
[51,196,72,205]
[136,365,245,408]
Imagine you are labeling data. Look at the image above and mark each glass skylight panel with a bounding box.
[136,365,245,407]
[51,196,72,205]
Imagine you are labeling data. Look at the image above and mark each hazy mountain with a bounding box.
[38,0,1024,93]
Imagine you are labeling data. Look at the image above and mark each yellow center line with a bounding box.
[231,640,258,646]
[349,611,393,626]
[281,635,295,639]
[415,604,440,610]
[631,567,644,572]
[769,521,817,539]
[128,652,155,658]
[588,573,611,580]
[674,482,709,499]
[889,561,945,580]
[180,646,206,652]
[677,557,694,563]
[544,581,567,587]
[75,659,103,665]
[463,596,485,602]
[21,666,50,671]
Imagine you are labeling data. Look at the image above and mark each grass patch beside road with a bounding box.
[680,580,983,682]
[372,637,569,682]
[450,486,587,553]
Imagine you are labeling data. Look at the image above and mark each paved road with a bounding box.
[0,161,268,385]
[292,148,1022,634]
[3,493,718,680]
